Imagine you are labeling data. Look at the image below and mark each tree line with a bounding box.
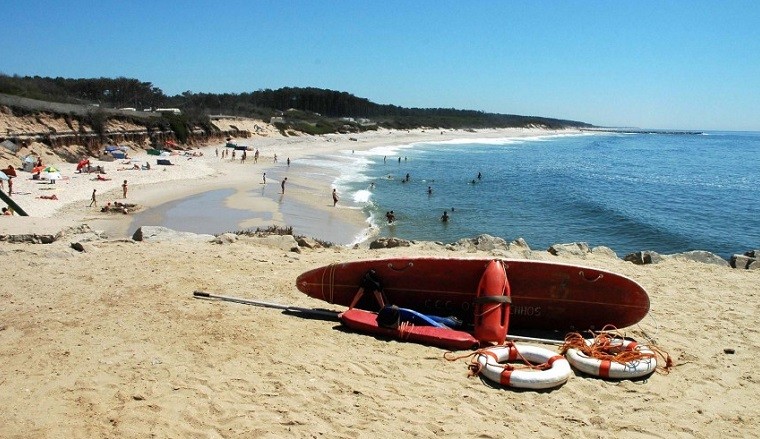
[0,74,591,132]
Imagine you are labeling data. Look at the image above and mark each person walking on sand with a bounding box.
[281,177,287,194]
[332,188,339,206]
[89,189,97,207]
[122,180,128,198]
[287,157,291,167]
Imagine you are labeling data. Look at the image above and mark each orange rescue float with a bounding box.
[473,260,511,344]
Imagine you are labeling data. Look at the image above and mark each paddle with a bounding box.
[192,290,341,321]
[193,291,565,346]
[506,334,565,346]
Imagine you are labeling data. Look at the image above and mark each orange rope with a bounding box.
[444,342,554,378]
[560,325,673,374]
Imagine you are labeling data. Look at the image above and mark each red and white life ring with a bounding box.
[475,344,572,390]
[565,339,656,379]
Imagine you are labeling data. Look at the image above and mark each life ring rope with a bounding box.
[560,325,673,376]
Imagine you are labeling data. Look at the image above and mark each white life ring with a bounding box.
[566,339,656,379]
[475,344,572,390]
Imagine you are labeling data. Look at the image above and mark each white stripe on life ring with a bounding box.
[476,344,572,390]
[566,339,656,379]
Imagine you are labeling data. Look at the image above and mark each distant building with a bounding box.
[155,108,181,114]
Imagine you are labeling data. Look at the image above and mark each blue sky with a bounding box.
[3,1,759,131]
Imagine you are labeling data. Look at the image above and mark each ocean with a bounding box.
[129,130,758,259]
[334,130,759,259]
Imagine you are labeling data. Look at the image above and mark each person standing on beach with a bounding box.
[281,177,287,194]
[262,172,266,184]
[89,189,97,207]
[254,149,259,163]
[122,180,128,198]
[241,150,247,163]
[332,188,339,206]
[287,157,291,167]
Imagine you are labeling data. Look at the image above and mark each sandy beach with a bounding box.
[1,126,758,437]
[2,125,571,243]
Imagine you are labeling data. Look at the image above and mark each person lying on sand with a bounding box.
[95,174,112,181]
[37,194,58,200]
[117,164,141,171]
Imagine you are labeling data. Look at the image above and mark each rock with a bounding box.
[510,237,531,251]
[296,236,322,249]
[730,254,753,269]
[732,250,759,269]
[548,242,591,258]
[452,234,509,252]
[253,234,299,251]
[131,226,215,242]
[1,233,58,244]
[591,246,618,259]
[212,233,238,244]
[624,251,664,265]
[473,234,509,251]
[670,251,728,267]
[369,237,411,249]
[70,242,85,252]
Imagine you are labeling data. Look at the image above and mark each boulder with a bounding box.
[452,234,509,252]
[591,246,618,259]
[369,237,411,249]
[730,254,753,269]
[253,234,300,251]
[212,233,238,244]
[624,251,664,265]
[732,250,759,269]
[296,236,322,249]
[670,251,729,267]
[548,242,591,258]
[132,226,215,242]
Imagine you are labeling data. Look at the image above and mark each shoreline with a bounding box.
[3,127,580,244]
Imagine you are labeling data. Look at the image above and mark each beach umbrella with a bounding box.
[43,171,61,182]
[43,166,59,173]
[0,172,8,181]
[32,165,44,174]
[2,166,17,177]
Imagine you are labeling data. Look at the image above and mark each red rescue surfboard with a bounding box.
[296,258,649,331]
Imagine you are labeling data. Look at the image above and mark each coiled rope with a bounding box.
[560,325,673,374]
